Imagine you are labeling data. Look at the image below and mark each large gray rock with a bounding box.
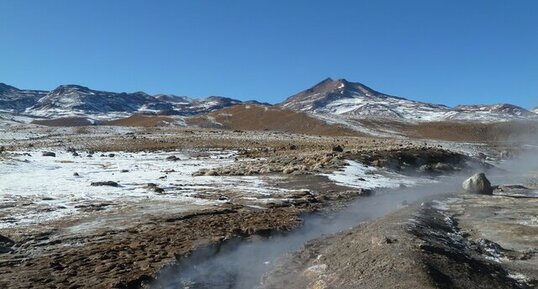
[462,173,493,195]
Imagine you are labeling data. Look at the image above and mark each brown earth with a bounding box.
[25,108,538,145]
[0,125,523,289]
[1,125,391,154]
[186,104,361,137]
[358,119,538,143]
[0,205,303,289]
[105,115,177,127]
[262,189,538,289]
[261,204,437,289]
[31,117,93,127]
[0,172,368,289]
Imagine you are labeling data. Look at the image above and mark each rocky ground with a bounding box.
[261,179,538,289]
[0,124,534,289]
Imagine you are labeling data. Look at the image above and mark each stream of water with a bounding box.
[151,172,469,289]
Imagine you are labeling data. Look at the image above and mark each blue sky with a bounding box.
[1,0,537,108]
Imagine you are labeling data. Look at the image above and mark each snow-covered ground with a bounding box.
[1,148,444,229]
[0,150,287,229]
[325,160,436,189]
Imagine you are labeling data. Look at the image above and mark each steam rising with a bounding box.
[151,174,468,289]
[151,132,538,289]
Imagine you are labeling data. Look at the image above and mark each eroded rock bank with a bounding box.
[261,185,538,289]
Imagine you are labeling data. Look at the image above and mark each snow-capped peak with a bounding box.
[280,78,448,121]
[0,83,257,119]
[279,78,537,122]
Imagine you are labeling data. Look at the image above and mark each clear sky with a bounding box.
[1,0,537,108]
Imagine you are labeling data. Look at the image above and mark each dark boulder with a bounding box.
[166,155,180,161]
[0,234,15,254]
[332,145,344,153]
[91,181,119,187]
[42,151,56,157]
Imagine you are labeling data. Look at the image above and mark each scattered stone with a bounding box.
[90,181,119,187]
[433,162,453,171]
[462,173,493,195]
[371,236,397,246]
[372,159,384,167]
[476,152,487,160]
[303,264,328,278]
[0,234,15,254]
[332,145,344,153]
[108,153,115,158]
[418,164,431,172]
[499,150,511,159]
[42,151,56,157]
[146,183,164,193]
[283,167,296,174]
[166,155,180,161]
[73,172,80,177]
[49,261,65,271]
[120,169,129,173]
[347,189,373,197]
[205,170,218,176]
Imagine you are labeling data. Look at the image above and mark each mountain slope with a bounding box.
[280,78,536,122]
[0,83,47,112]
[0,83,256,120]
[448,104,537,121]
[29,85,170,118]
[1,80,535,123]
[186,104,360,136]
[280,78,450,121]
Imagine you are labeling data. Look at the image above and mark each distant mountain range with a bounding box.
[280,78,537,122]
[0,83,265,119]
[0,79,536,123]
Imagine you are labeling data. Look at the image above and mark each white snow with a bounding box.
[312,113,405,138]
[283,81,537,122]
[324,160,435,190]
[0,150,287,228]
[508,272,530,283]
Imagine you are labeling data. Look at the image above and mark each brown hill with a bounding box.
[186,104,361,136]
[408,120,538,143]
[358,119,538,143]
[105,114,177,127]
[31,117,93,126]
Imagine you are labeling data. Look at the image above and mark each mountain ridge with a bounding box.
[279,78,536,122]
[0,80,536,122]
[0,83,263,119]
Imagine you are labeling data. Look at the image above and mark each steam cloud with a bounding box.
[151,131,538,289]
